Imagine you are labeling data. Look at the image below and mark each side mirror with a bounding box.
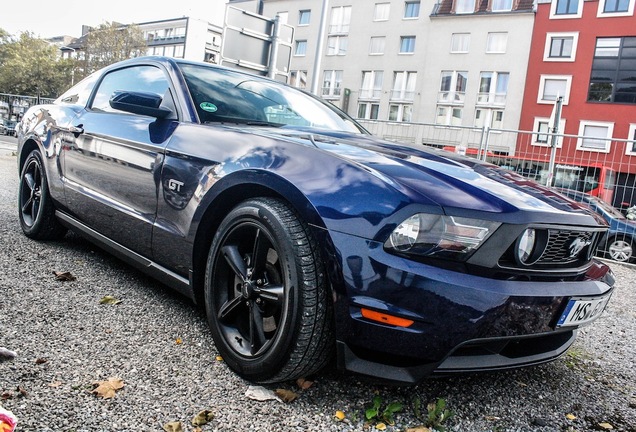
[109,91,172,118]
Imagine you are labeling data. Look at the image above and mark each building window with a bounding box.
[438,71,468,103]
[492,0,513,12]
[550,0,583,18]
[358,103,380,120]
[299,10,311,25]
[322,70,343,97]
[369,36,386,55]
[576,121,614,152]
[598,0,634,16]
[544,32,578,61]
[532,117,566,147]
[391,71,417,100]
[455,0,475,13]
[436,106,463,126]
[389,104,413,122]
[374,3,391,20]
[327,35,348,55]
[451,33,470,53]
[360,71,384,99]
[538,75,572,104]
[174,45,184,58]
[474,109,505,128]
[626,123,636,155]
[588,37,636,104]
[290,70,308,89]
[294,40,307,56]
[486,32,508,53]
[404,1,421,18]
[477,72,509,105]
[400,36,416,54]
[329,6,352,34]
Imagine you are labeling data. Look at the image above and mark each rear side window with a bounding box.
[90,66,170,113]
[57,73,99,106]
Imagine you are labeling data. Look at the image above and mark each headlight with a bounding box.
[386,214,500,260]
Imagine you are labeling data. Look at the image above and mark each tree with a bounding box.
[0,30,75,98]
[81,22,146,74]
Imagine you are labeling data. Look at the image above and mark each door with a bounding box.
[62,64,178,257]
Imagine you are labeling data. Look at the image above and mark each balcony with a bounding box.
[437,91,465,104]
[390,90,415,101]
[358,88,382,100]
[476,92,507,106]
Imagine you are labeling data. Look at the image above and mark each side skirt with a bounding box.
[55,211,194,301]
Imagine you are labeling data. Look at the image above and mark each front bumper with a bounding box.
[329,232,614,383]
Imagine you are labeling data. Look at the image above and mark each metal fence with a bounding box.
[0,93,56,123]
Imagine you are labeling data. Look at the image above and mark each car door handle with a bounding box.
[69,124,84,137]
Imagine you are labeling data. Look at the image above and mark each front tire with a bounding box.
[204,198,333,383]
[18,150,67,240]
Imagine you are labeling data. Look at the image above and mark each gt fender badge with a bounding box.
[168,179,184,193]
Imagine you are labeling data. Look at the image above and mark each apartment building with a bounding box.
[229,0,534,152]
[517,0,636,205]
[60,17,223,64]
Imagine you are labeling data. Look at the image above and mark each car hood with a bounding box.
[248,128,606,225]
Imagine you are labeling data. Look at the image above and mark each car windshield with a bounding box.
[178,63,365,134]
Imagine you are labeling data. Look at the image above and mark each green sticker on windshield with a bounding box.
[200,102,218,113]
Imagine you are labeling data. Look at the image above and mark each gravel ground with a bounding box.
[0,146,635,432]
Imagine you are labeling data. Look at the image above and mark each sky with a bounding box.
[0,0,229,39]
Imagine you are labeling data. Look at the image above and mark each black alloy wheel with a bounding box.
[205,198,333,383]
[18,150,67,240]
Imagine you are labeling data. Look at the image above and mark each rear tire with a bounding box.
[18,150,67,240]
[204,198,333,383]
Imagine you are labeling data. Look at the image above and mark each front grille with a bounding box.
[538,230,596,264]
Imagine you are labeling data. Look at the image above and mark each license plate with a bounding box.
[557,295,611,327]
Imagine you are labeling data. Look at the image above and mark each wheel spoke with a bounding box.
[21,196,34,214]
[256,284,284,305]
[217,294,245,322]
[23,172,35,193]
[250,228,270,279]
[249,301,267,355]
[221,245,248,280]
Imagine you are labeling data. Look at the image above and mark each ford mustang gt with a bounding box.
[16,57,614,384]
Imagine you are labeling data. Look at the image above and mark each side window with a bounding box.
[57,73,99,106]
[90,66,170,113]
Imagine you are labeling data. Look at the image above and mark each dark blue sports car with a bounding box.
[16,57,614,384]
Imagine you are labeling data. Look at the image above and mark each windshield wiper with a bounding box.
[204,118,283,128]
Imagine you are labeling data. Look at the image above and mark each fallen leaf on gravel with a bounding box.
[334,411,345,421]
[296,378,314,390]
[275,388,298,403]
[1,392,12,400]
[92,377,124,399]
[191,409,214,426]
[193,428,202,432]
[17,386,28,397]
[485,416,501,421]
[49,381,62,388]
[215,356,223,361]
[162,421,183,432]
[99,295,122,305]
[566,413,577,420]
[35,358,47,365]
[598,422,614,430]
[406,427,432,432]
[375,422,387,430]
[245,385,281,402]
[175,338,183,345]
[53,271,76,281]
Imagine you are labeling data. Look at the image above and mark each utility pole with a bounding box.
[310,0,329,95]
[546,96,563,187]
